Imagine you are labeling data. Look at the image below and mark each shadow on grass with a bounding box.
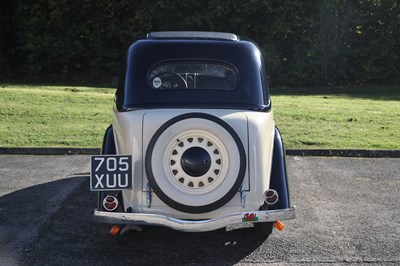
[270,85,400,101]
[1,177,268,265]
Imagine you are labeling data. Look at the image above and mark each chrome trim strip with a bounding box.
[94,206,296,232]
[147,31,239,41]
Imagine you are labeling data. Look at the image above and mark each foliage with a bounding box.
[1,0,399,86]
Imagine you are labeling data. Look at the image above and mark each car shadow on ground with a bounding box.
[1,177,269,265]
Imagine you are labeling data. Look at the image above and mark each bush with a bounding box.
[1,0,399,86]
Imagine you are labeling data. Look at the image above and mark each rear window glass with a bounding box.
[148,61,238,91]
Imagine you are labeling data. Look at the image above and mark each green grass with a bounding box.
[271,86,400,149]
[0,84,399,149]
[0,84,115,147]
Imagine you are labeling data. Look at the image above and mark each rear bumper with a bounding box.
[94,206,296,232]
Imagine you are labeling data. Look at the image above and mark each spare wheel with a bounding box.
[145,113,246,213]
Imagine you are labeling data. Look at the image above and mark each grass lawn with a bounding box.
[0,84,399,149]
[0,84,115,147]
[271,86,400,149]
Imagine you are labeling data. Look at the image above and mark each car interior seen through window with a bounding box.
[148,62,238,91]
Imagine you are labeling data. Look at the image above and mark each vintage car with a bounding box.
[90,31,295,237]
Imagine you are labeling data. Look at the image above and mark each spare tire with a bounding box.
[145,113,246,213]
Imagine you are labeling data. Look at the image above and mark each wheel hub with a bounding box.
[167,134,225,190]
[181,147,211,177]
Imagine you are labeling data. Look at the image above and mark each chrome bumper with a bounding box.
[94,206,296,232]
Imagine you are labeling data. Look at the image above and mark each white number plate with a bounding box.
[90,155,133,191]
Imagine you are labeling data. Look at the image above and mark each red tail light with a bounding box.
[103,195,119,211]
[264,189,279,205]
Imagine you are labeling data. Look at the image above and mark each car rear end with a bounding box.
[90,31,295,234]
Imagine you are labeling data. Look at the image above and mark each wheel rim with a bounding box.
[164,130,229,194]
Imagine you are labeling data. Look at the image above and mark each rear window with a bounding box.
[148,61,238,91]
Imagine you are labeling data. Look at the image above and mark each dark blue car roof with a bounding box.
[116,32,271,111]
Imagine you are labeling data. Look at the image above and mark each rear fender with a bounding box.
[101,125,116,155]
[98,125,124,212]
[268,127,290,210]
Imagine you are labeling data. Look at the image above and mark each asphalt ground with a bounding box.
[0,155,399,265]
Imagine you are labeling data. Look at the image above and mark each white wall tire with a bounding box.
[145,113,246,213]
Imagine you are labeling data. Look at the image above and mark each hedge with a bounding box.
[1,0,399,86]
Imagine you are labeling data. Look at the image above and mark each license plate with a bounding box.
[90,155,133,191]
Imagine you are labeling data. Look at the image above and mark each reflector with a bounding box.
[274,221,284,231]
[109,225,121,236]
